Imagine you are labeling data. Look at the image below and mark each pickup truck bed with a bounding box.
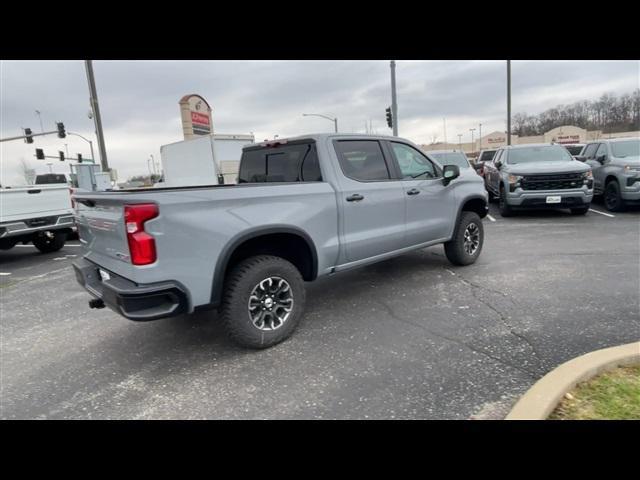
[73,134,488,348]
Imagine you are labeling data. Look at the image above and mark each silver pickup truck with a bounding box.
[484,143,593,217]
[73,134,488,348]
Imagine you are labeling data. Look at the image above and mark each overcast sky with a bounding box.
[1,60,638,184]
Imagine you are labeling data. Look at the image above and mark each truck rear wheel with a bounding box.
[444,211,484,266]
[33,231,66,253]
[220,255,306,349]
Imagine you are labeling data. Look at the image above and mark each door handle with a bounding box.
[407,188,420,196]
[346,194,364,202]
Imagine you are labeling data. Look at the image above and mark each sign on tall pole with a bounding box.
[180,94,213,140]
[85,60,109,171]
[390,60,398,136]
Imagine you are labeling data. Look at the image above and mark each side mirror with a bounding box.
[494,159,502,169]
[575,155,586,162]
[596,154,607,164]
[442,165,460,185]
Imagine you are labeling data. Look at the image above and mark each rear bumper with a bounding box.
[0,214,75,239]
[72,257,189,321]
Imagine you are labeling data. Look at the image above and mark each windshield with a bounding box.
[507,145,574,164]
[430,152,470,168]
[564,145,584,156]
[611,139,640,158]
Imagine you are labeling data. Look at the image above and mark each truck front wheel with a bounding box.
[499,185,514,217]
[444,211,484,266]
[220,255,306,349]
[33,231,66,253]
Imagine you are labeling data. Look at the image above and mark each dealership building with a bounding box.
[421,125,640,157]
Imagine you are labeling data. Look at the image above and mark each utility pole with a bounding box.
[507,60,511,146]
[478,123,482,152]
[85,60,109,171]
[458,134,463,151]
[390,60,398,136]
[470,128,476,152]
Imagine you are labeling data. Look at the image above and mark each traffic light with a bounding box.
[77,153,83,163]
[36,148,45,160]
[24,128,34,144]
[56,122,66,138]
[385,107,393,128]
[59,151,65,162]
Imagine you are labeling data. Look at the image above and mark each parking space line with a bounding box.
[0,272,12,276]
[487,214,496,222]
[589,208,615,218]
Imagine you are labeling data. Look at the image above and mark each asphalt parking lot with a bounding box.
[1,202,638,419]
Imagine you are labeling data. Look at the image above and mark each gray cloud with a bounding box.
[1,60,638,184]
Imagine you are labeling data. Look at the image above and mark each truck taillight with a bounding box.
[124,204,159,265]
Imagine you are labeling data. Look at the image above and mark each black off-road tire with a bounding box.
[33,231,66,253]
[570,206,590,215]
[444,211,484,266]
[499,185,514,217]
[604,180,624,212]
[220,255,306,349]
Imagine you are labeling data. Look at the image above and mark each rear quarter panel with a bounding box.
[76,183,339,310]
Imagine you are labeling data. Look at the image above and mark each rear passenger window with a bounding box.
[334,140,390,181]
[238,142,322,183]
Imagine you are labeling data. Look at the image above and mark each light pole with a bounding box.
[390,60,398,136]
[302,113,338,133]
[35,110,44,133]
[85,60,109,171]
[507,60,511,146]
[478,123,482,151]
[458,134,463,151]
[67,132,95,164]
[470,128,476,154]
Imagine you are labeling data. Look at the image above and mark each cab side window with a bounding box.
[391,142,438,179]
[582,143,598,160]
[334,140,390,181]
[595,143,608,159]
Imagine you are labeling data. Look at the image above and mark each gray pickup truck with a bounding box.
[72,134,488,348]
[484,143,594,217]
[578,137,640,211]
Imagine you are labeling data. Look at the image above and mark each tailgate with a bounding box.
[74,196,132,268]
[0,186,72,223]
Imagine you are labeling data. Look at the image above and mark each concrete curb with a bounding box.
[506,341,640,420]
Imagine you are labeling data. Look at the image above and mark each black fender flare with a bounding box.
[209,225,318,306]
[453,195,489,235]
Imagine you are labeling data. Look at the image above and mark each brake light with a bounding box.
[124,204,159,265]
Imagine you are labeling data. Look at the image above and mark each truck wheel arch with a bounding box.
[210,227,318,307]
[458,196,488,220]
